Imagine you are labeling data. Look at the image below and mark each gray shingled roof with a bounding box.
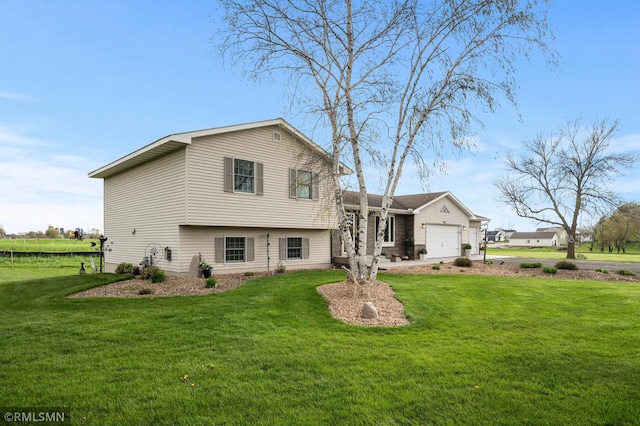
[342,190,447,210]
[510,231,557,239]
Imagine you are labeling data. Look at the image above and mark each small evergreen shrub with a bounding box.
[138,288,154,295]
[205,278,217,288]
[453,257,473,267]
[595,268,609,274]
[520,262,543,268]
[616,269,637,276]
[543,266,557,274]
[151,270,166,283]
[115,262,134,274]
[555,260,578,271]
[485,260,494,265]
[432,265,440,270]
[244,271,255,276]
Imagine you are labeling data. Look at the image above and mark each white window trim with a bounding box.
[225,236,247,263]
[286,236,303,260]
[233,158,256,194]
[376,215,395,247]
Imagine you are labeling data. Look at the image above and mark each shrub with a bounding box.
[543,266,557,274]
[616,269,637,276]
[555,261,578,271]
[485,260,494,265]
[418,248,427,254]
[464,244,472,250]
[132,266,141,276]
[205,278,217,288]
[432,265,440,270]
[138,288,154,295]
[115,262,134,274]
[141,266,160,280]
[244,271,255,276]
[453,257,472,267]
[595,268,609,274]
[577,254,587,260]
[151,270,166,283]
[520,262,543,268]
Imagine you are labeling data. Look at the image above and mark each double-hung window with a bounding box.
[234,159,254,193]
[375,215,395,245]
[279,237,309,260]
[287,237,303,259]
[225,237,246,262]
[296,171,312,199]
[289,169,317,200]
[224,157,263,195]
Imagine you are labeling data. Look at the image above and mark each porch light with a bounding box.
[421,223,426,229]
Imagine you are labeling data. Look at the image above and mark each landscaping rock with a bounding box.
[362,301,379,319]
[188,255,200,278]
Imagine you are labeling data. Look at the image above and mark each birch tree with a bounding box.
[215,0,555,283]
[495,118,639,258]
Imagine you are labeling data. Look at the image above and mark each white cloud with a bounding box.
[0,90,32,101]
[0,126,103,234]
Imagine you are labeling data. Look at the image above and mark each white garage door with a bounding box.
[426,225,460,258]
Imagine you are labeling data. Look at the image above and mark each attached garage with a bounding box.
[426,225,460,258]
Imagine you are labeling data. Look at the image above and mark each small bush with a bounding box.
[520,262,543,268]
[115,262,134,274]
[555,261,578,271]
[141,266,160,280]
[616,269,637,276]
[577,254,587,260]
[132,266,141,276]
[244,271,255,276]
[432,265,440,270]
[138,288,154,295]
[205,278,217,288]
[151,270,166,283]
[595,268,609,274]
[453,257,472,267]
[543,266,557,274]
[485,260,494,265]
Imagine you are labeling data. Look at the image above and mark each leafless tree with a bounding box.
[215,0,555,282]
[496,118,639,258]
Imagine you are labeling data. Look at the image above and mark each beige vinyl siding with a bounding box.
[103,149,186,273]
[185,126,337,229]
[179,226,332,274]
[414,196,470,246]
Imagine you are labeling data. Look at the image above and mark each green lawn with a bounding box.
[1,271,639,425]
[0,256,100,282]
[487,242,640,263]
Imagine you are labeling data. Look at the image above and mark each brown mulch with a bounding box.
[68,262,638,327]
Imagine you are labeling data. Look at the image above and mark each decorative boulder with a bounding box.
[188,255,200,278]
[362,302,379,319]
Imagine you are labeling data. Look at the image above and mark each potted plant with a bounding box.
[418,247,427,260]
[464,244,472,257]
[199,259,212,278]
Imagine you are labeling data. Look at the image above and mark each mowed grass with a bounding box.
[1,271,639,425]
[487,242,640,263]
[0,256,100,282]
[0,237,100,252]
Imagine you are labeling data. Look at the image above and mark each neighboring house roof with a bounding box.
[342,190,489,221]
[510,231,557,239]
[89,118,353,179]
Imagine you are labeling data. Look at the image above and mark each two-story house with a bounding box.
[89,118,350,275]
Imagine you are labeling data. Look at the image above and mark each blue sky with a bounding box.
[1,1,638,235]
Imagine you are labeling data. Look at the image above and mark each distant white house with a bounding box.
[509,227,567,247]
